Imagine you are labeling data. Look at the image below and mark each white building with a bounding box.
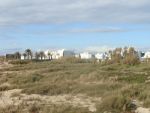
[21,54,34,60]
[80,52,93,59]
[143,52,150,59]
[21,55,25,60]
[75,54,80,58]
[95,52,111,61]
[45,49,75,60]
[45,50,62,59]
[95,53,106,61]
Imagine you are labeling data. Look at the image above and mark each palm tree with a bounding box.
[35,52,40,60]
[47,52,52,60]
[14,52,21,59]
[25,49,32,60]
[23,53,27,60]
[39,51,45,60]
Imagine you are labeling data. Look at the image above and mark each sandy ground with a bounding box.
[0,89,101,112]
[0,62,12,69]
[135,107,150,113]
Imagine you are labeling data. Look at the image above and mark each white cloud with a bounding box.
[0,0,150,25]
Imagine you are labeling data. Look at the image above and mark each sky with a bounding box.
[0,0,150,54]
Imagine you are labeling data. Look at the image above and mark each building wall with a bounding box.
[63,51,75,57]
[45,49,75,60]
[80,52,92,59]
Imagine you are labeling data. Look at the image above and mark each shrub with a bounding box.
[9,60,31,65]
[58,57,88,63]
[96,94,130,113]
[29,104,40,113]
[31,74,43,82]
[123,56,140,65]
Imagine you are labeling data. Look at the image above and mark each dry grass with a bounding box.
[0,60,150,113]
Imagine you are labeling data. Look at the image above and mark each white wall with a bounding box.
[144,52,150,59]
[44,49,65,59]
[80,52,92,59]
[95,53,105,60]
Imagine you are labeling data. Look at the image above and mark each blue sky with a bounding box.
[0,0,150,54]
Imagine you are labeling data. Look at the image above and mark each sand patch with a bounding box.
[0,62,12,69]
[135,107,150,113]
[0,89,101,112]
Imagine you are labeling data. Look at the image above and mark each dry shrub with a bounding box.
[96,94,131,113]
[9,60,31,65]
[123,56,140,65]
[29,104,40,113]
[52,57,87,64]
[22,81,77,95]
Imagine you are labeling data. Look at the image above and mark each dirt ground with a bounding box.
[0,88,101,112]
[0,61,12,69]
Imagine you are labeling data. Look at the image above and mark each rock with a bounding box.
[127,100,138,111]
